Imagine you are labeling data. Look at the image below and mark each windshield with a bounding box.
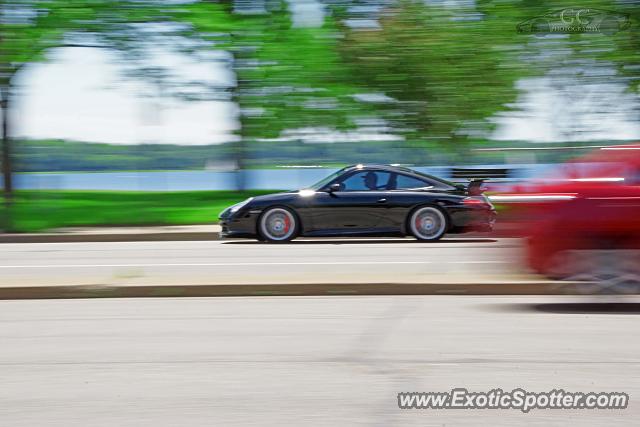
[307,168,347,190]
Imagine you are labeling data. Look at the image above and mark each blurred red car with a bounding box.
[495,145,640,291]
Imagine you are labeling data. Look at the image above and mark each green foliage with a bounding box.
[175,1,373,142]
[0,0,165,85]
[339,1,527,152]
[236,12,372,139]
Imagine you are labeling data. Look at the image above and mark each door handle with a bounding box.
[377,198,387,203]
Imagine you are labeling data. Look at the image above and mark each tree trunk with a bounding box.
[1,87,11,195]
[1,86,13,231]
[231,53,247,191]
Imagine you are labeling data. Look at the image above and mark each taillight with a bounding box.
[463,196,491,207]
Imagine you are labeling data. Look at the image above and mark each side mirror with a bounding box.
[328,183,342,193]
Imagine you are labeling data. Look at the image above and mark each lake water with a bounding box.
[12,165,556,191]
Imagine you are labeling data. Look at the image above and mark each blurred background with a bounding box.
[3,5,640,424]
[1,0,639,232]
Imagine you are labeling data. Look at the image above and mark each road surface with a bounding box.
[0,238,525,286]
[1,296,638,426]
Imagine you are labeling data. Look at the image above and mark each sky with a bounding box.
[13,47,239,145]
[492,77,640,142]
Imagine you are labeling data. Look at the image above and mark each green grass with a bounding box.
[0,190,280,233]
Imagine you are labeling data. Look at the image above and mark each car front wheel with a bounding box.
[258,207,298,243]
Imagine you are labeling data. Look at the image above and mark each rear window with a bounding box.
[394,174,431,190]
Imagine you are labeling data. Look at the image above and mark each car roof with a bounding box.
[342,164,417,174]
[333,164,461,189]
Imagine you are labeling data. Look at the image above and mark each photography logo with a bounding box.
[517,8,631,35]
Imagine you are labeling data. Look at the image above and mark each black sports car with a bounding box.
[219,164,496,242]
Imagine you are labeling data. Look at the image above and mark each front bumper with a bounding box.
[218,209,261,238]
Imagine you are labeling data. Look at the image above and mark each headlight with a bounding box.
[230,197,253,213]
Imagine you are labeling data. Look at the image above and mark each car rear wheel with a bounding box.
[409,206,448,241]
[258,207,298,243]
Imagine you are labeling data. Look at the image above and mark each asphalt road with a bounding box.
[0,238,525,286]
[1,296,638,426]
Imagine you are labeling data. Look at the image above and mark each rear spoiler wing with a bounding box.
[449,167,512,195]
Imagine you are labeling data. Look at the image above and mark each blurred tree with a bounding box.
[0,0,169,228]
[603,1,640,112]
[176,0,376,188]
[235,8,369,139]
[0,0,65,203]
[338,0,526,158]
[482,0,640,142]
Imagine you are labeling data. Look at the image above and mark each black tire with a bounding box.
[408,205,448,241]
[257,207,299,243]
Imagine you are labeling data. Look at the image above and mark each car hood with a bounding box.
[250,190,300,203]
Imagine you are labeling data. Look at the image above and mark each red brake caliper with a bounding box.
[283,215,291,233]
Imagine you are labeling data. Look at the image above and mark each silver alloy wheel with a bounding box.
[410,206,447,241]
[260,208,297,241]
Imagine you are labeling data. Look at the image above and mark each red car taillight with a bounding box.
[463,196,491,207]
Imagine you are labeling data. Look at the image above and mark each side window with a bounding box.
[340,171,391,191]
[393,174,432,190]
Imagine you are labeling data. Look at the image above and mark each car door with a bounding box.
[383,172,456,228]
[309,170,394,233]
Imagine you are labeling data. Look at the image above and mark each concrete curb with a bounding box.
[0,232,519,244]
[0,281,571,300]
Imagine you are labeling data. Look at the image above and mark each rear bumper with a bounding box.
[450,208,497,233]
